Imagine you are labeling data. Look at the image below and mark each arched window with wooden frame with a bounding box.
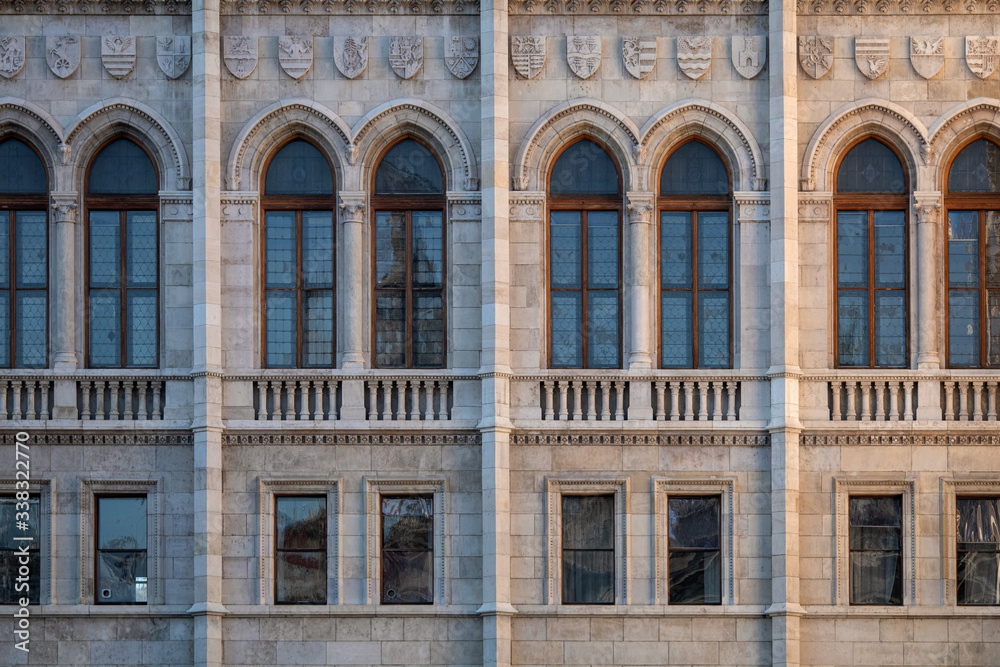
[547,138,622,369]
[0,138,48,369]
[85,138,159,368]
[261,138,337,369]
[943,137,1000,368]
[658,140,732,369]
[372,138,446,369]
[833,137,909,368]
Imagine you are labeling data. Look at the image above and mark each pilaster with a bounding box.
[338,191,366,370]
[50,193,78,373]
[626,192,654,372]
[913,191,942,370]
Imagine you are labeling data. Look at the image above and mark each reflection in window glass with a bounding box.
[668,496,721,604]
[264,140,333,195]
[956,497,1000,605]
[0,496,39,604]
[946,208,1000,368]
[550,140,619,195]
[562,495,614,604]
[660,141,728,195]
[0,211,47,368]
[849,496,902,605]
[275,496,327,604]
[837,139,905,194]
[381,496,433,604]
[0,139,46,194]
[96,497,147,604]
[88,139,157,194]
[949,139,1000,193]
[375,140,443,194]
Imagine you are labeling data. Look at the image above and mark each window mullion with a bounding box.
[120,209,127,368]
[980,209,987,367]
[692,211,699,369]
[8,212,14,367]
[405,209,413,368]
[296,210,303,368]
[581,210,589,367]
[869,209,876,367]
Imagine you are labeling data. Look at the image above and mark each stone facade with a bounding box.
[0,0,998,665]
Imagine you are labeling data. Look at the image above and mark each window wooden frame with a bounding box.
[832,137,910,369]
[93,494,149,606]
[379,493,434,605]
[656,140,733,369]
[260,138,337,369]
[370,138,447,369]
[546,138,623,369]
[83,137,160,369]
[941,476,1000,606]
[273,495,328,605]
[943,136,1000,369]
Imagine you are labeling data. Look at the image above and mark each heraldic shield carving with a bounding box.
[511,36,545,79]
[278,36,313,79]
[0,36,25,80]
[799,36,833,79]
[102,35,136,79]
[910,37,944,79]
[966,36,999,79]
[47,36,80,79]
[855,38,890,80]
[622,36,656,80]
[567,35,602,79]
[224,36,258,80]
[335,36,368,79]
[157,36,191,80]
[389,37,423,79]
[445,36,479,79]
[677,36,712,80]
[732,36,765,79]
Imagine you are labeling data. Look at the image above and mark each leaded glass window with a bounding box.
[262,140,336,368]
[381,495,433,604]
[373,139,446,368]
[945,139,1000,368]
[96,496,147,604]
[0,495,39,604]
[667,496,722,605]
[86,139,158,368]
[659,141,731,368]
[0,139,48,368]
[956,497,1000,605]
[835,138,908,368]
[849,496,903,605]
[548,140,621,368]
[562,495,615,604]
[275,496,327,604]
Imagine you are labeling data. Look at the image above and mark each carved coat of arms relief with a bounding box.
[799,36,834,79]
[910,37,944,79]
[335,36,369,79]
[278,36,313,79]
[102,35,136,79]
[966,36,999,79]
[224,36,258,80]
[46,36,81,79]
[855,38,890,79]
[156,36,191,79]
[389,37,423,79]
[0,36,25,79]
[567,35,601,79]
[511,36,546,79]
[732,36,765,79]
[622,36,656,80]
[445,36,479,79]
[677,36,712,79]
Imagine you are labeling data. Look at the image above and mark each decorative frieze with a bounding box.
[800,0,1000,13]
[221,193,258,222]
[567,35,601,79]
[334,36,368,79]
[220,0,477,13]
[224,36,258,79]
[735,192,771,223]
[966,36,999,78]
[799,36,833,79]
[511,36,546,79]
[677,36,712,79]
[221,433,481,446]
[855,38,889,79]
[622,37,656,80]
[910,37,944,79]
[512,433,771,447]
[803,434,1000,446]
[388,36,423,79]
[509,193,545,222]
[0,432,193,445]
[0,36,25,79]
[445,36,478,79]
[278,36,313,79]
[798,194,832,222]
[732,36,765,79]
[510,0,766,13]
[1,0,191,13]
[46,36,81,79]
[156,36,191,79]
[101,35,136,79]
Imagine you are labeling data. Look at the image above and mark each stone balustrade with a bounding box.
[651,378,741,421]
[941,378,999,421]
[829,378,917,421]
[539,378,628,421]
[0,377,52,420]
[78,378,166,420]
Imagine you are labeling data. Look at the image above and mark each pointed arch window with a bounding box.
[658,140,732,368]
[86,138,159,368]
[547,139,622,369]
[944,138,1000,368]
[834,138,909,368]
[372,139,446,369]
[0,138,48,368]
[261,139,336,368]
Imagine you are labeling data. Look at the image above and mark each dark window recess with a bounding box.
[948,139,1000,193]
[88,139,157,195]
[375,140,443,195]
[264,140,334,196]
[562,495,615,604]
[0,210,47,368]
[0,495,40,604]
[667,496,722,605]
[550,140,619,195]
[0,138,46,195]
[381,495,433,604]
[275,496,327,604]
[837,138,906,194]
[849,496,903,605]
[96,496,147,604]
[956,497,1000,606]
[660,141,729,195]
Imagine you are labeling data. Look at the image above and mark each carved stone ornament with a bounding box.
[0,35,25,79]
[799,36,834,79]
[335,36,368,79]
[732,35,765,79]
[909,37,944,79]
[46,36,81,79]
[508,0,766,13]
[101,35,136,79]
[511,36,545,79]
[445,36,479,79]
[156,36,191,79]
[224,36,258,80]
[622,36,656,80]
[278,36,313,79]
[855,38,889,79]
[567,35,601,79]
[966,36,1000,79]
[388,37,423,79]
[3,0,190,13]
[677,36,712,79]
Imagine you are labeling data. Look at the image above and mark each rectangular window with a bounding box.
[275,496,327,604]
[381,495,433,604]
[956,497,1000,605]
[947,209,1000,367]
[0,495,39,604]
[95,496,147,604]
[0,210,47,368]
[667,496,722,604]
[849,496,903,605]
[561,494,614,604]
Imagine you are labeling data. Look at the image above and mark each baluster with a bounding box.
[654,381,666,421]
[845,382,857,421]
[831,381,842,421]
[397,380,408,421]
[254,382,264,420]
[613,381,625,420]
[903,381,914,421]
[669,383,680,421]
[152,382,162,419]
[278,381,289,420]
[408,380,419,420]
[136,381,148,419]
[296,381,306,420]
[11,381,22,420]
[25,380,36,420]
[542,381,554,420]
[108,381,121,420]
[858,382,871,421]
[93,380,106,420]
[943,381,955,420]
[683,383,695,420]
[697,382,709,420]
[320,381,329,420]
[364,380,375,420]
[263,381,274,420]
[711,382,723,421]
[571,382,583,420]
[888,383,900,421]
[973,382,984,421]
[122,380,134,419]
[959,382,969,421]
[557,382,569,420]
[600,382,611,420]
[79,381,91,420]
[988,381,998,421]
[726,382,737,421]
[0,380,7,419]
[874,382,886,421]
[387,380,396,420]
[431,381,441,420]
[40,380,49,419]
[442,381,451,420]
[585,381,597,420]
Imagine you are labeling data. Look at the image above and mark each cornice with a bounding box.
[802,433,1000,446]
[222,433,481,445]
[221,0,478,13]
[509,0,765,13]
[798,0,1000,13]
[512,433,770,446]
[0,0,190,13]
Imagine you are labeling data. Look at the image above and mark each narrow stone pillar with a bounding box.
[626,193,653,371]
[913,192,942,370]
[339,192,366,369]
[50,193,78,372]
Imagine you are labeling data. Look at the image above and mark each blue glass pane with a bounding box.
[412,212,443,289]
[838,291,868,366]
[949,290,980,367]
[551,292,582,367]
[375,140,443,194]
[375,292,405,368]
[949,211,980,288]
[587,212,618,289]
[698,291,730,368]
[949,139,1000,193]
[264,140,333,195]
[89,212,121,288]
[15,292,46,368]
[0,212,9,290]
[302,211,334,288]
[989,290,1000,367]
[88,139,156,194]
[837,138,905,194]
[550,212,582,289]
[550,140,619,195]
[874,290,906,367]
[661,292,692,367]
[987,212,1000,289]
[660,212,692,288]
[126,212,157,289]
[837,211,868,288]
[587,291,619,368]
[98,497,147,550]
[413,293,444,368]
[265,212,295,289]
[0,139,46,194]
[265,292,295,368]
[15,212,46,289]
[375,212,406,288]
[302,290,333,368]
[89,290,121,367]
[661,141,729,195]
[697,212,729,289]
[874,211,905,289]
[0,292,8,367]
[126,290,157,367]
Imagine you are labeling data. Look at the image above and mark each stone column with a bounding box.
[913,191,941,369]
[50,193,78,372]
[338,192,367,419]
[626,192,653,371]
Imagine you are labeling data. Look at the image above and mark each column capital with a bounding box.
[798,192,832,223]
[509,191,545,222]
[625,192,654,224]
[448,191,483,221]
[220,192,258,223]
[338,191,366,223]
[734,190,771,224]
[913,191,942,224]
[50,192,78,223]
